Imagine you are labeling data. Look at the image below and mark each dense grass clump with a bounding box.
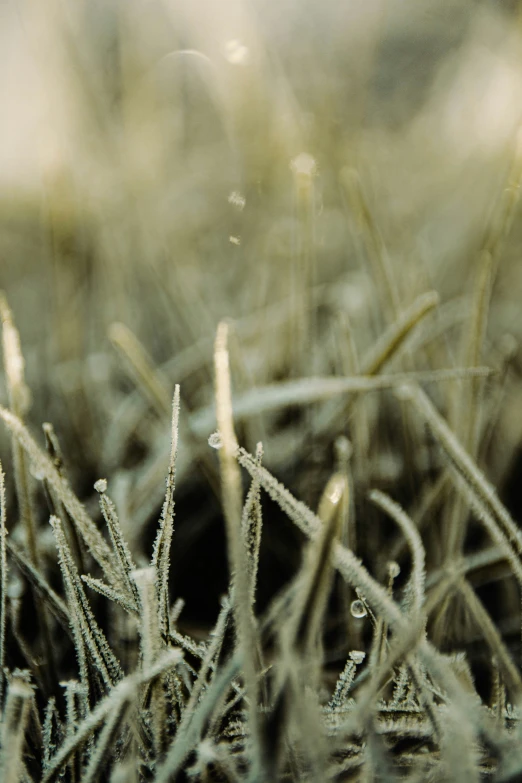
[3,1,522,780]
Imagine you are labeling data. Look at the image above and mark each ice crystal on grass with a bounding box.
[0,675,34,783]
[94,479,108,494]
[151,386,181,637]
[0,306,520,782]
[50,514,123,691]
[327,652,365,712]
[208,430,223,450]
[2,15,522,772]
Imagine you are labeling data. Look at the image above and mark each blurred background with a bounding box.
[2,0,522,653]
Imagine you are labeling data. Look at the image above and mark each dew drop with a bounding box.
[334,435,352,464]
[223,39,249,65]
[94,478,107,494]
[349,650,366,665]
[395,384,413,402]
[290,152,317,179]
[30,465,46,481]
[208,431,222,450]
[350,599,367,619]
[7,575,25,600]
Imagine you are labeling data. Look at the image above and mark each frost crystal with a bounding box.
[388,561,401,579]
[228,191,246,210]
[208,431,223,450]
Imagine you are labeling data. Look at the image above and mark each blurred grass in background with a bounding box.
[2,0,522,638]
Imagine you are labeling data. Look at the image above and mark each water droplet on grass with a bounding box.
[290,152,317,179]
[350,599,367,619]
[223,39,249,65]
